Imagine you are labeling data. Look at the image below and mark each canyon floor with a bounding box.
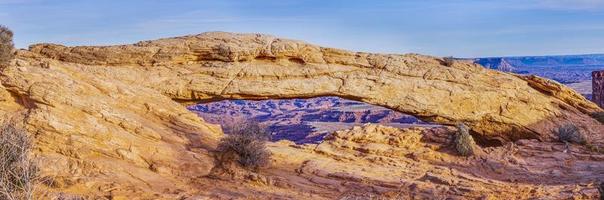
[0,32,602,199]
[188,96,427,144]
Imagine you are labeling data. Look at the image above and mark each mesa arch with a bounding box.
[26,32,602,142]
[1,31,603,198]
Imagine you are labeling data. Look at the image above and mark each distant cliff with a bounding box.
[475,54,604,84]
[594,70,604,108]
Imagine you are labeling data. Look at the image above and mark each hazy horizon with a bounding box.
[2,0,604,57]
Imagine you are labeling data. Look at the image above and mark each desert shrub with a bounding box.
[442,56,455,67]
[557,124,587,145]
[454,123,476,156]
[0,25,14,66]
[53,192,85,200]
[592,112,604,124]
[0,125,38,200]
[216,120,271,170]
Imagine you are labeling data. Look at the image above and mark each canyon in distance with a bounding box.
[0,31,603,199]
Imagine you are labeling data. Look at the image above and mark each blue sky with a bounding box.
[1,0,604,57]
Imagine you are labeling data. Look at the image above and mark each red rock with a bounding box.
[593,70,604,108]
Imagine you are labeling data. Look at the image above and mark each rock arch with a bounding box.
[3,32,604,198]
[27,32,603,142]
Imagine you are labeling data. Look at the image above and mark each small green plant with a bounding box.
[216,120,272,171]
[454,123,476,156]
[0,25,14,67]
[0,125,38,200]
[591,112,604,124]
[556,124,587,145]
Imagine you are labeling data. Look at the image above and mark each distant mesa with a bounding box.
[474,54,604,83]
[474,54,604,98]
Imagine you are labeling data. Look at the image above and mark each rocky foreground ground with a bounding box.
[0,32,603,199]
[264,124,603,199]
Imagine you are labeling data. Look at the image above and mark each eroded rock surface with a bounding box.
[0,32,601,199]
[2,52,223,199]
[264,124,604,199]
[185,124,604,199]
[26,32,603,142]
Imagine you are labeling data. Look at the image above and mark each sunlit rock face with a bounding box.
[29,32,603,142]
[267,124,604,199]
[188,96,427,143]
[1,32,601,198]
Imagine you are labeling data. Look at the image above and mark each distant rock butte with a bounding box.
[594,70,604,108]
[475,54,604,84]
[0,32,601,198]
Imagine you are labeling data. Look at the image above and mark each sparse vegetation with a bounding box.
[556,124,587,145]
[442,56,455,67]
[0,25,15,67]
[454,123,476,156]
[0,125,38,200]
[592,112,604,124]
[216,120,272,171]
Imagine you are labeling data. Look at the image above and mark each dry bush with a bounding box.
[216,120,272,171]
[52,192,85,200]
[442,56,455,67]
[0,25,14,67]
[0,125,38,200]
[592,112,604,124]
[454,123,476,156]
[557,124,586,145]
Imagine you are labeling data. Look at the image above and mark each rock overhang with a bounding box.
[21,32,604,143]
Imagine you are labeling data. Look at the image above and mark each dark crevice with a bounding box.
[254,56,277,61]
[6,90,38,109]
[470,131,504,147]
[288,57,305,64]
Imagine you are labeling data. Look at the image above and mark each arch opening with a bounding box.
[188,96,440,144]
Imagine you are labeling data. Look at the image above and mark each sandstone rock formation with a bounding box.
[27,32,603,143]
[266,124,603,199]
[593,70,604,108]
[0,32,601,199]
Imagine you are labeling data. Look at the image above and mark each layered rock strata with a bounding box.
[0,32,600,198]
[26,32,603,142]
